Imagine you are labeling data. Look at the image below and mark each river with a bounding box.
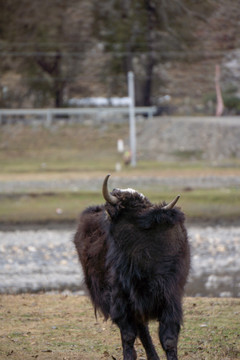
[0,226,239,297]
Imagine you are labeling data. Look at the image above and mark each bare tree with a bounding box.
[92,0,214,106]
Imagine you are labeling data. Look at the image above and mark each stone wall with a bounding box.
[137,116,240,162]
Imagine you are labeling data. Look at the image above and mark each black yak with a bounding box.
[74,175,190,360]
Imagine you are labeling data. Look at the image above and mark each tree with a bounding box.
[92,0,214,106]
[0,0,93,107]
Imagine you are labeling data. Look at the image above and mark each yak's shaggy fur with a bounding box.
[74,184,190,360]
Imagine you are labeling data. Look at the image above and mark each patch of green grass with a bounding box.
[170,188,240,222]
[171,149,204,160]
[0,187,239,225]
[0,191,103,224]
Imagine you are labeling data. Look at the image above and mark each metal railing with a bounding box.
[0,106,157,124]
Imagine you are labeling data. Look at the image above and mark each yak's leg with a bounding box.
[117,319,137,360]
[159,321,180,360]
[137,323,160,360]
[158,303,182,360]
[110,290,137,360]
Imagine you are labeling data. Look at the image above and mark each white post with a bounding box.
[215,64,224,116]
[128,71,136,167]
[46,109,52,126]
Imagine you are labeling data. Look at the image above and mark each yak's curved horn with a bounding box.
[102,174,118,205]
[162,195,180,210]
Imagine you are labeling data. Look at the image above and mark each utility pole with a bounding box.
[128,71,136,167]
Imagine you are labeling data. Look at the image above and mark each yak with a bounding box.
[74,175,190,360]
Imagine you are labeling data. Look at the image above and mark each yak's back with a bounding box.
[74,205,108,267]
[111,206,188,260]
[107,206,190,318]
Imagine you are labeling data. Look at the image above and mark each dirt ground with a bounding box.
[0,294,239,360]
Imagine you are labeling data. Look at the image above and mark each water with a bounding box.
[0,226,239,297]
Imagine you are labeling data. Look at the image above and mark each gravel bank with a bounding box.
[0,226,239,297]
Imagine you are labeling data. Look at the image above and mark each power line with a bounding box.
[0,50,230,57]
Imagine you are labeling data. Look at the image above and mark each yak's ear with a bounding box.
[104,203,119,220]
[137,206,184,229]
[104,209,112,221]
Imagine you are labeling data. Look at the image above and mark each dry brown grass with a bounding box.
[0,294,239,360]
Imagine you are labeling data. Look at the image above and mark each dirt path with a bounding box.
[1,171,240,193]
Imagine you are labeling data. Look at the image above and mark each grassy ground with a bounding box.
[1,122,240,174]
[1,122,240,225]
[0,295,239,360]
[1,188,240,225]
[0,122,128,173]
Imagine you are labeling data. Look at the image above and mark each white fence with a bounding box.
[0,107,157,124]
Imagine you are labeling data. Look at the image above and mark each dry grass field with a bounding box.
[0,295,239,360]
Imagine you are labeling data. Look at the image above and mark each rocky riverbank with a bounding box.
[1,226,239,297]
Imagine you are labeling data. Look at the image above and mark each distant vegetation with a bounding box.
[1,1,240,113]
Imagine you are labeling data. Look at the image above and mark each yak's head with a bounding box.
[102,174,180,221]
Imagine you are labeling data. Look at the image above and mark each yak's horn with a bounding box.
[102,174,118,205]
[162,195,180,210]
